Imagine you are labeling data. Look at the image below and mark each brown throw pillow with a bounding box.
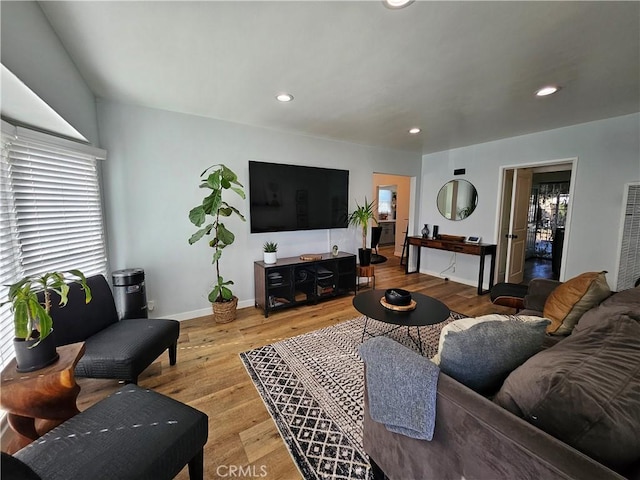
[543,271,610,335]
[494,312,640,472]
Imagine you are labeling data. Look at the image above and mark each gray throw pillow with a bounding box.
[432,315,550,393]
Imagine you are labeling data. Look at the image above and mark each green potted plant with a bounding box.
[188,164,246,323]
[263,241,278,264]
[1,270,91,372]
[347,197,378,266]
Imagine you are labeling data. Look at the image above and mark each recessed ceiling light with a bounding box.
[276,93,294,102]
[408,127,421,134]
[383,0,414,8]
[535,85,560,97]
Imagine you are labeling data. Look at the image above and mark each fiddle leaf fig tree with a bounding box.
[188,164,246,303]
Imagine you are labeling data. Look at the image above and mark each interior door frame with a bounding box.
[494,157,578,283]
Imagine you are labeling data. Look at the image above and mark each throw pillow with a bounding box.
[574,286,640,334]
[493,312,640,472]
[543,271,610,335]
[431,314,550,394]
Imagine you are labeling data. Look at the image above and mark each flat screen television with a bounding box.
[248,161,349,233]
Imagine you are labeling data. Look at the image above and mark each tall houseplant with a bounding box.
[188,164,246,323]
[347,197,378,266]
[1,270,91,372]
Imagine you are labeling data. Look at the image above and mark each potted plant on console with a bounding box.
[188,164,246,324]
[1,270,91,372]
[347,197,378,267]
[263,241,278,264]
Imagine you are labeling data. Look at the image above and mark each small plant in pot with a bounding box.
[1,270,91,372]
[188,164,246,324]
[263,241,278,264]
[347,197,378,266]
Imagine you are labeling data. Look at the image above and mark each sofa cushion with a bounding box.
[494,311,640,472]
[574,286,640,334]
[431,314,550,394]
[543,271,610,335]
[46,275,119,346]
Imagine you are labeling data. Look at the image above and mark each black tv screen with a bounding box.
[249,161,349,233]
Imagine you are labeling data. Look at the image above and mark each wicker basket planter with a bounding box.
[212,296,238,324]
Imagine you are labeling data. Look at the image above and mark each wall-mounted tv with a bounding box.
[249,161,349,233]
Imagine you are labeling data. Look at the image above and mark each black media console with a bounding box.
[254,252,356,317]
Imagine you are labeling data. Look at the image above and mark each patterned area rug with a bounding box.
[240,313,465,480]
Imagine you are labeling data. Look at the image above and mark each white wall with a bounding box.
[0,1,99,145]
[419,113,640,289]
[96,100,421,319]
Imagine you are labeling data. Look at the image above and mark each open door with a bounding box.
[505,168,533,284]
[497,170,514,282]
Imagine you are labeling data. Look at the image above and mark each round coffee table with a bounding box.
[353,289,450,354]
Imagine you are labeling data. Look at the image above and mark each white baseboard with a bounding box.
[165,298,256,321]
[420,269,491,292]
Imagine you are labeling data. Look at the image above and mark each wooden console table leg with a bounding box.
[478,253,486,295]
[489,250,496,291]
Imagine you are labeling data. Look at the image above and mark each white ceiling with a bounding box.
[39,1,639,155]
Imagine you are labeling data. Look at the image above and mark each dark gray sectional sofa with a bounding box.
[363,284,640,479]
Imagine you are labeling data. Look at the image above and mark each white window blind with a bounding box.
[617,182,640,290]
[0,122,107,370]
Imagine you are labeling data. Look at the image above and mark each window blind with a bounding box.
[0,123,107,370]
[617,182,640,290]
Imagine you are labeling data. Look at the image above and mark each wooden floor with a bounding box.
[4,247,513,479]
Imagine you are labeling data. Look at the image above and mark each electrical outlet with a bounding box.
[147,300,155,312]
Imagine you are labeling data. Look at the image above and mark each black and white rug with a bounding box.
[240,313,464,480]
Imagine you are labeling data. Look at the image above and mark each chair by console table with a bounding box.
[405,236,497,295]
[1,342,85,453]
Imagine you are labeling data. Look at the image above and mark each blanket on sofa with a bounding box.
[359,336,439,440]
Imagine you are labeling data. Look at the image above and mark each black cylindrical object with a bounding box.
[432,225,439,239]
[112,268,148,320]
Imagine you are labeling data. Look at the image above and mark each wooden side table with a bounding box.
[1,342,85,453]
[356,265,375,291]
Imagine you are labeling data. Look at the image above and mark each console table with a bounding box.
[1,342,85,453]
[405,236,497,295]
[254,251,356,317]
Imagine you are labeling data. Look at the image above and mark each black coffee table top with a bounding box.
[353,289,450,327]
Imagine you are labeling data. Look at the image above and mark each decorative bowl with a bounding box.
[384,288,412,306]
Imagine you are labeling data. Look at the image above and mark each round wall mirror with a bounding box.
[437,179,478,220]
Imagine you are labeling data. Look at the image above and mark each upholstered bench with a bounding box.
[4,384,208,480]
[490,282,528,312]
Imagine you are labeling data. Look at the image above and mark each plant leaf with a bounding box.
[226,205,246,220]
[220,286,233,301]
[14,301,29,339]
[230,186,246,199]
[208,285,222,303]
[189,206,206,226]
[206,171,222,190]
[217,223,235,246]
[188,228,208,245]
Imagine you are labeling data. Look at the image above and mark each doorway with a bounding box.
[372,173,413,260]
[497,161,574,285]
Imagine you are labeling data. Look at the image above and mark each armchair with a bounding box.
[44,274,179,384]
